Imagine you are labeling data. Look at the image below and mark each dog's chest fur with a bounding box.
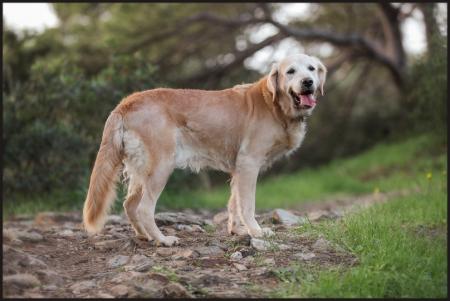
[262,120,307,169]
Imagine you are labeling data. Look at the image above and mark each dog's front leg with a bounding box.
[227,178,247,235]
[235,160,274,238]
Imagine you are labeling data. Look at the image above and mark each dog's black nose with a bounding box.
[301,78,313,88]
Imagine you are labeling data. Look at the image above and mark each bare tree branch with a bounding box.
[377,3,406,70]
[178,32,286,86]
[266,18,404,86]
[123,11,264,54]
[168,5,407,88]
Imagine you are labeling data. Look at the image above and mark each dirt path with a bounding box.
[2,190,410,298]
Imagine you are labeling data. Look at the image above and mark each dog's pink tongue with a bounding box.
[299,94,316,107]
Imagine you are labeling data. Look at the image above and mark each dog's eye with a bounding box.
[308,65,316,71]
[286,68,295,74]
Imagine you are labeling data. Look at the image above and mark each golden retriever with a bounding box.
[83,54,327,246]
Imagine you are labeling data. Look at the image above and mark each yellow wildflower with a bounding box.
[426,172,432,180]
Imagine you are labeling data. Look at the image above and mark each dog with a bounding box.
[83,54,327,246]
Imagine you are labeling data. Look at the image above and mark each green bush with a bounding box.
[3,54,159,201]
[405,34,447,139]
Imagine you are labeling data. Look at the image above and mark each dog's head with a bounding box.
[266,54,327,118]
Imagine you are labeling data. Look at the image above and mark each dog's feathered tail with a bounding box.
[83,112,124,234]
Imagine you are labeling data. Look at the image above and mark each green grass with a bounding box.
[272,178,447,298]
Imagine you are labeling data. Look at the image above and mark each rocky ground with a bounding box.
[3,191,408,298]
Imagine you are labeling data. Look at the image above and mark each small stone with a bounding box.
[279,243,291,250]
[17,231,44,242]
[210,240,228,250]
[170,260,188,268]
[163,282,193,298]
[129,254,150,265]
[162,227,177,236]
[106,215,125,225]
[195,246,225,257]
[308,210,343,221]
[250,238,271,251]
[212,211,228,224]
[29,257,48,269]
[312,237,331,251]
[59,229,74,237]
[131,279,163,298]
[191,225,205,232]
[43,284,58,291]
[23,292,45,298]
[173,249,199,259]
[97,292,115,298]
[70,280,96,294]
[124,254,153,272]
[156,248,177,257]
[35,269,65,285]
[111,272,135,284]
[175,224,193,232]
[233,263,248,271]
[3,229,19,242]
[294,252,316,260]
[134,262,153,272]
[4,273,40,288]
[94,239,123,250]
[272,209,307,226]
[107,255,130,268]
[148,272,170,284]
[110,284,129,297]
[230,251,243,261]
[155,212,203,226]
[204,219,214,226]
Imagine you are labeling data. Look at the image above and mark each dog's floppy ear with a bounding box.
[266,63,279,102]
[312,57,327,96]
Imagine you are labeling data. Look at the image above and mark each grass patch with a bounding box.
[273,178,447,298]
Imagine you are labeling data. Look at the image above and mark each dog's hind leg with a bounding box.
[136,159,178,247]
[123,178,150,240]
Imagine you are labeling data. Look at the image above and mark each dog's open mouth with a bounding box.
[289,89,316,110]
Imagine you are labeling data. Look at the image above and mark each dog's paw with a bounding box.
[157,235,179,247]
[227,225,248,236]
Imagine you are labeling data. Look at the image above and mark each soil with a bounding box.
[2,190,409,298]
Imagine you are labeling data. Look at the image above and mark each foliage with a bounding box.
[3,52,158,200]
[405,33,447,139]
